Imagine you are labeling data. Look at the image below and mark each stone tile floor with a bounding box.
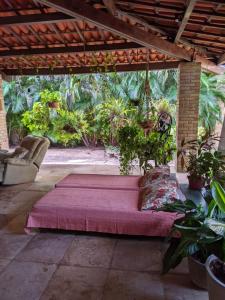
[0,163,208,300]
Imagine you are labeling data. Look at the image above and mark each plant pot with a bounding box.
[139,120,154,130]
[206,255,225,300]
[188,175,205,190]
[48,101,59,109]
[188,256,207,289]
[63,124,77,134]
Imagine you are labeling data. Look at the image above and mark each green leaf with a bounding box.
[211,181,225,213]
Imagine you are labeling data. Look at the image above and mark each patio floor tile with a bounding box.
[0,233,32,260]
[40,265,108,300]
[0,191,46,215]
[103,269,164,300]
[0,258,10,274]
[111,238,163,272]
[0,214,8,229]
[0,261,56,300]
[0,213,28,235]
[163,274,208,300]
[62,235,116,268]
[16,233,75,264]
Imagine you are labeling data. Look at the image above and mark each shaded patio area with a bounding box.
[1,1,225,299]
[0,163,208,300]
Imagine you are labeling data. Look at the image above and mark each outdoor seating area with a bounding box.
[26,173,183,236]
[1,0,225,300]
[0,163,209,300]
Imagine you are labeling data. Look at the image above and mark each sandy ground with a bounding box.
[43,146,120,165]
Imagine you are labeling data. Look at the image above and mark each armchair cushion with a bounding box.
[4,157,32,166]
[32,137,50,168]
[20,136,41,160]
[0,151,11,162]
[11,147,29,159]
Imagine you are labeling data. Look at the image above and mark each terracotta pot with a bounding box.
[63,124,76,134]
[188,175,205,190]
[188,256,207,289]
[206,255,225,300]
[48,101,59,109]
[140,120,154,130]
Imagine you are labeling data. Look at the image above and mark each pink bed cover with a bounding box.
[55,173,141,190]
[25,175,180,237]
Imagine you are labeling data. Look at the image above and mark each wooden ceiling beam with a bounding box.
[0,12,74,26]
[103,0,117,16]
[1,61,180,76]
[0,42,143,58]
[196,55,224,74]
[36,0,191,61]
[218,53,225,65]
[174,0,197,43]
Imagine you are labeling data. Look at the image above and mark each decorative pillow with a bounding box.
[138,166,170,187]
[139,178,184,210]
[11,147,29,159]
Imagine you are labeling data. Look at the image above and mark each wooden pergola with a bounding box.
[0,0,224,76]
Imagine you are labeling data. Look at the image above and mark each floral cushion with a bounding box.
[139,178,184,210]
[138,166,170,188]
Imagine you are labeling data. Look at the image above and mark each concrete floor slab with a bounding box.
[16,233,75,264]
[112,238,163,272]
[0,258,10,274]
[103,269,164,300]
[0,213,28,235]
[0,260,56,300]
[0,214,8,229]
[163,274,208,300]
[62,236,116,268]
[0,233,32,260]
[40,265,108,300]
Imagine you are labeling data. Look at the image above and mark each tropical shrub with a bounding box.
[94,98,137,146]
[22,102,50,136]
[6,112,27,145]
[39,89,61,107]
[178,133,225,187]
[199,73,225,131]
[160,180,225,274]
[51,110,90,146]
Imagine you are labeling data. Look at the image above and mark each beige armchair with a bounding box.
[0,135,50,185]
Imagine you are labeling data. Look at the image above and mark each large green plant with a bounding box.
[161,180,225,274]
[22,102,50,135]
[199,73,225,131]
[178,133,225,185]
[39,89,61,105]
[118,123,176,175]
[95,98,136,146]
[51,110,89,146]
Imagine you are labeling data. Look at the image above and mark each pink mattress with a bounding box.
[25,187,179,237]
[55,174,141,190]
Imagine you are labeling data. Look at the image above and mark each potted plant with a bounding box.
[206,255,225,300]
[160,180,225,289]
[178,133,225,190]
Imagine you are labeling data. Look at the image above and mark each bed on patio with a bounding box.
[25,173,183,237]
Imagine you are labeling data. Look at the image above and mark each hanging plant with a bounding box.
[40,89,61,109]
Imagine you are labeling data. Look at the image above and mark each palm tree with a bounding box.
[199,72,225,131]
